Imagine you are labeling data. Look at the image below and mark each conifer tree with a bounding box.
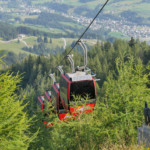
[100,57,150,143]
[129,37,135,47]
[49,38,52,44]
[0,52,37,149]
[44,36,48,43]
[0,72,37,149]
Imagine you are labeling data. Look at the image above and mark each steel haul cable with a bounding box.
[56,0,110,67]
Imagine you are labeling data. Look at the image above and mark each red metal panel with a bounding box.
[84,103,95,113]
[43,121,54,128]
[38,96,43,104]
[59,113,69,121]
[68,82,70,101]
[60,97,68,110]
[45,91,51,102]
[70,103,95,116]
[52,84,59,93]
[52,84,60,111]
[62,74,72,83]
[57,93,59,110]
[61,74,71,109]
[38,96,44,112]
[42,104,44,112]
[92,78,97,99]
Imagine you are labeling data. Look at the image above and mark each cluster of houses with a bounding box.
[63,13,150,41]
[0,1,150,42]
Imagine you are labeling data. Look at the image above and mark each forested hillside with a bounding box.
[1,0,150,149]
[0,21,99,66]
[0,51,37,150]
[1,0,150,41]
[1,38,150,149]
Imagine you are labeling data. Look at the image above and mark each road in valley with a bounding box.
[62,38,67,49]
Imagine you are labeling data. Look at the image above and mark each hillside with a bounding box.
[0,0,150,66]
[30,0,150,25]
[1,38,150,149]
[0,0,150,42]
[0,35,97,55]
[1,1,150,149]
[0,20,98,66]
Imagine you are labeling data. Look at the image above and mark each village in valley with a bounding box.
[0,0,150,44]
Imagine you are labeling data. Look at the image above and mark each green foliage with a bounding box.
[37,36,43,43]
[44,57,150,149]
[0,22,17,40]
[3,38,150,149]
[44,36,48,43]
[49,38,52,44]
[99,57,150,144]
[0,50,6,65]
[0,72,37,150]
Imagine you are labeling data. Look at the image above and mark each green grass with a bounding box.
[108,32,130,40]
[0,40,32,55]
[60,22,83,29]
[30,0,150,23]
[20,15,38,21]
[32,0,51,4]
[31,0,145,13]
[14,23,66,35]
[19,37,69,50]
[24,36,37,46]
[49,28,66,34]
[46,38,64,48]
[132,3,150,17]
[0,1,8,4]
[0,36,98,56]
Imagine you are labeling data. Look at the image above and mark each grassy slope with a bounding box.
[32,0,150,19]
[108,32,130,40]
[1,0,150,22]
[1,0,148,49]
[1,0,149,41]
[30,0,150,39]
[14,23,67,35]
[0,40,32,55]
[0,36,97,55]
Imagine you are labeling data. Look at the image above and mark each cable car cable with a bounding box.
[43,1,109,122]
[57,0,109,67]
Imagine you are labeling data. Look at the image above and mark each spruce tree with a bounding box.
[0,72,38,149]
[0,53,37,149]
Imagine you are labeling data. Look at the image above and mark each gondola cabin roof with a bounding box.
[38,96,45,104]
[53,83,59,91]
[45,91,51,102]
[45,91,51,97]
[56,83,59,89]
[65,71,92,82]
[38,96,45,112]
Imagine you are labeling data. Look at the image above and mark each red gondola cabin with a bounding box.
[60,71,96,115]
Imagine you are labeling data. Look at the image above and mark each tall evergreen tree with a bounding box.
[44,36,48,43]
[0,51,37,149]
[129,37,135,47]
[0,72,37,149]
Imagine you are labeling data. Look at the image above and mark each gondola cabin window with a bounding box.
[70,80,95,101]
[60,77,68,105]
[51,88,57,111]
